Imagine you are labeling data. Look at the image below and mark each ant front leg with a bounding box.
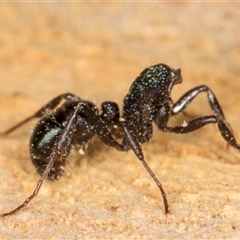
[170,85,234,148]
[171,85,225,119]
[155,103,240,152]
[0,93,79,136]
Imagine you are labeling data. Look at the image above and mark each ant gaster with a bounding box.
[1,63,239,217]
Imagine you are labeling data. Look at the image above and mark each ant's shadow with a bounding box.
[71,138,112,167]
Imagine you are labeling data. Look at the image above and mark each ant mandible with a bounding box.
[0,63,239,217]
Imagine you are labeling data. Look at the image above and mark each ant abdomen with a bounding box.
[30,113,70,180]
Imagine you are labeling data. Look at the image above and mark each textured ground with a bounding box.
[0,2,240,239]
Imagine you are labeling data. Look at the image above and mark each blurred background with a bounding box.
[0,2,240,239]
[0,3,239,103]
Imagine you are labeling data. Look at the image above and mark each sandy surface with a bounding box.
[0,2,240,239]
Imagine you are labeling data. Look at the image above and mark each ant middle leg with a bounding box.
[122,123,169,214]
[94,117,169,214]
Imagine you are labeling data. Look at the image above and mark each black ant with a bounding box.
[0,63,239,217]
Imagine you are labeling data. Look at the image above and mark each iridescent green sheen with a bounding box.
[37,127,61,149]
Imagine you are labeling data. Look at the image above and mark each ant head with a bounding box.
[128,64,182,100]
[141,63,182,89]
